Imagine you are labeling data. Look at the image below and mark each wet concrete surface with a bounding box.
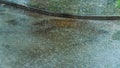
[3,0,118,15]
[1,5,120,68]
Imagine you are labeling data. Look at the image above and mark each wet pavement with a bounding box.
[1,5,120,68]
[3,0,119,16]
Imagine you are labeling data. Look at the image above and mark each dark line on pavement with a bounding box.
[0,0,120,20]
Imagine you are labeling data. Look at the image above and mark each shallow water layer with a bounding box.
[1,5,120,68]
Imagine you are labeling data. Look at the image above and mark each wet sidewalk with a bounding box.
[3,0,119,15]
[0,5,120,68]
